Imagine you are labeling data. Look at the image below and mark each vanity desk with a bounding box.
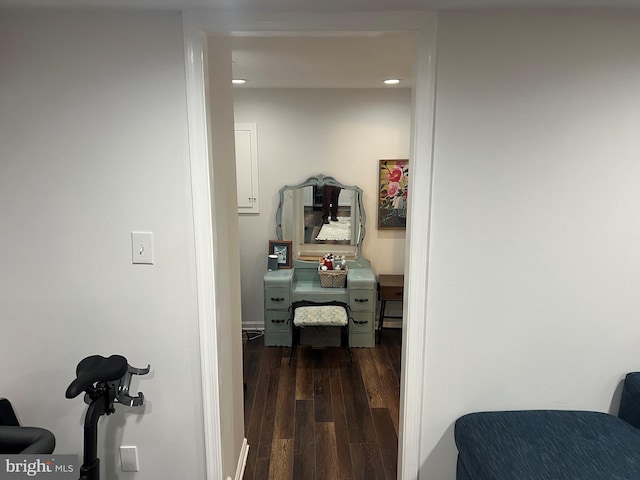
[263,259,376,347]
[264,174,376,348]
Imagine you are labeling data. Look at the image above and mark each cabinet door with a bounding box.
[235,123,259,214]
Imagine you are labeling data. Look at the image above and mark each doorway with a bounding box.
[231,33,412,479]
[182,11,437,480]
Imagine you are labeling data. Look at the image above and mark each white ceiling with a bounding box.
[230,34,416,89]
[4,0,639,88]
[2,0,640,10]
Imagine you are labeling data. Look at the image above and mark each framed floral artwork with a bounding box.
[378,159,408,230]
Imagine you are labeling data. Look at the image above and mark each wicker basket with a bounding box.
[318,266,348,288]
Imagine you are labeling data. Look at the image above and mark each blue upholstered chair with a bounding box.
[455,373,640,480]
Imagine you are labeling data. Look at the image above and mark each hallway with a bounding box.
[242,329,402,480]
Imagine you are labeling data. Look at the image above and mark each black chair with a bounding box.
[0,398,55,454]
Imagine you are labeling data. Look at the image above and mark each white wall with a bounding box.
[233,88,411,326]
[8,8,636,480]
[420,10,640,478]
[0,10,206,479]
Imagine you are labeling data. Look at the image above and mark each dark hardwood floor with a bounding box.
[242,329,402,480]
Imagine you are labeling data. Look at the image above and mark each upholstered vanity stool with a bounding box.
[263,174,377,348]
[288,300,352,364]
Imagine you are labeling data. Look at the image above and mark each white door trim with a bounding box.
[399,16,438,480]
[182,18,224,480]
[182,11,438,480]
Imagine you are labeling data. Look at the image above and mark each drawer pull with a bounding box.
[271,319,286,324]
[270,297,285,302]
[352,319,369,325]
[354,298,369,303]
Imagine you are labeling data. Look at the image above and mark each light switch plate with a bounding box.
[131,232,154,265]
[120,445,139,472]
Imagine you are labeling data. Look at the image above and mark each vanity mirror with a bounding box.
[276,174,366,260]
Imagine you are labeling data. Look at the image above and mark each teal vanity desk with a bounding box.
[265,174,375,348]
[263,258,376,347]
[263,268,295,347]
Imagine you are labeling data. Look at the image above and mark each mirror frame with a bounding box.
[276,174,366,260]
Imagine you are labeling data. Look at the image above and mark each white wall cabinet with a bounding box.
[234,123,259,214]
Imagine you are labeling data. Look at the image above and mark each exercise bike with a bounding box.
[66,355,150,480]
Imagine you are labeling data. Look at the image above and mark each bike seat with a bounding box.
[65,355,128,399]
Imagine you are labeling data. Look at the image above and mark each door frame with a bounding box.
[182,10,438,479]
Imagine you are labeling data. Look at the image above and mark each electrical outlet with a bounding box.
[120,445,139,472]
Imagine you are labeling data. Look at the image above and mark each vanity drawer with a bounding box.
[265,310,291,333]
[265,288,291,310]
[349,311,374,334]
[349,289,374,311]
[349,332,375,348]
[292,289,348,303]
[264,331,292,348]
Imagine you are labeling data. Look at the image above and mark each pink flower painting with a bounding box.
[378,159,409,229]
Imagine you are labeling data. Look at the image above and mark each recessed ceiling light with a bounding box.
[232,79,247,85]
[383,79,401,85]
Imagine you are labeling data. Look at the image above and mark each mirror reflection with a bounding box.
[276,175,365,260]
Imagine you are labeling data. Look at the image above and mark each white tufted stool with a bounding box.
[289,300,352,364]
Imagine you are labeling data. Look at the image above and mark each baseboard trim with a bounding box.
[242,322,402,332]
[242,322,265,331]
[234,438,249,480]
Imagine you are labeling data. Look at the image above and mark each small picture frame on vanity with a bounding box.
[268,240,293,269]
